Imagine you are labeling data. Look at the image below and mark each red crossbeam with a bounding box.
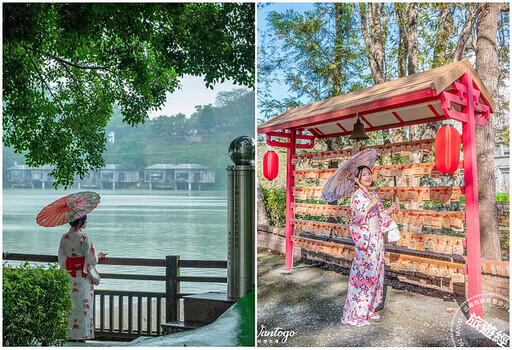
[392,111,404,123]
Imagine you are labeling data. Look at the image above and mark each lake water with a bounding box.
[2,188,228,294]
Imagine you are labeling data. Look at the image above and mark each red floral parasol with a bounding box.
[322,148,378,203]
[36,191,101,227]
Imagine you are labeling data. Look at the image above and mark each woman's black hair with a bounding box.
[356,165,372,178]
[70,215,87,229]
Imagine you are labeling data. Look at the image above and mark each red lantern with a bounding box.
[263,151,279,180]
[435,125,461,174]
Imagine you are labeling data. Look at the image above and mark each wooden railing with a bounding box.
[3,253,227,341]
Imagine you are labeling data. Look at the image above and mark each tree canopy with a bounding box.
[258,3,508,128]
[3,3,255,188]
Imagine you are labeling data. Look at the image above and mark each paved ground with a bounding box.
[257,251,509,347]
[63,340,130,347]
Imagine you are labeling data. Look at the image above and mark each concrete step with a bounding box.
[64,340,130,347]
[161,321,209,335]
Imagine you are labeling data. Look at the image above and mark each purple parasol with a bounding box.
[322,148,378,202]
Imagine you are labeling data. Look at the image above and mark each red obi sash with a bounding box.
[66,257,87,278]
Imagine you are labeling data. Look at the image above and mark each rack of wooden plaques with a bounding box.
[290,138,468,296]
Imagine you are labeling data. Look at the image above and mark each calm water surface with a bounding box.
[3,189,228,294]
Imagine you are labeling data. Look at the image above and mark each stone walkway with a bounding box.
[257,251,509,347]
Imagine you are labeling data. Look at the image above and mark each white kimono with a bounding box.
[58,229,100,340]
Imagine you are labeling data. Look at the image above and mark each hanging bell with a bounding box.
[349,117,369,140]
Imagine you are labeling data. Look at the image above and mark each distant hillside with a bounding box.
[103,89,255,189]
[3,89,255,190]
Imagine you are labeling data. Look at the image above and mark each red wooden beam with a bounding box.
[258,88,438,134]
[315,115,447,139]
[313,128,325,137]
[391,111,404,123]
[267,130,315,142]
[285,131,296,270]
[441,90,490,124]
[427,104,441,118]
[336,123,348,133]
[308,128,321,139]
[460,71,483,319]
[360,115,374,128]
[265,129,315,148]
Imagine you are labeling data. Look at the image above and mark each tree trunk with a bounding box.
[475,3,504,261]
[359,3,385,84]
[333,3,343,96]
[406,3,418,76]
[395,3,408,78]
[406,3,419,140]
[453,5,480,62]
[393,4,418,141]
[433,4,455,67]
[257,181,270,226]
[422,4,457,141]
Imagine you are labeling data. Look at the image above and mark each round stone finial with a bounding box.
[228,136,255,165]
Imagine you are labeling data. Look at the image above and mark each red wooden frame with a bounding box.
[261,70,492,320]
[258,88,437,134]
[441,71,486,318]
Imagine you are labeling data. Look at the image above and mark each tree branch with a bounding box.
[470,14,478,53]
[57,58,100,113]
[299,26,331,61]
[61,62,86,101]
[29,57,67,114]
[453,5,481,62]
[23,44,110,70]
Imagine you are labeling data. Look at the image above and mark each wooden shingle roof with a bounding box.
[258,59,494,139]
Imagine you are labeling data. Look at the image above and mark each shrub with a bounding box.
[3,262,73,346]
[262,186,287,227]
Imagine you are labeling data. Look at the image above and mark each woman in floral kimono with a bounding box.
[341,166,399,327]
[58,215,107,341]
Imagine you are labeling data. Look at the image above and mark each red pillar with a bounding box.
[460,71,483,318]
[285,129,296,270]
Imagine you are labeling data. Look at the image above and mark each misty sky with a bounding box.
[147,75,241,119]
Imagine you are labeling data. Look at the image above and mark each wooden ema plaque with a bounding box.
[291,136,467,295]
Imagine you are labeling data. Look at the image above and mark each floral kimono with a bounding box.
[58,229,100,340]
[341,188,394,325]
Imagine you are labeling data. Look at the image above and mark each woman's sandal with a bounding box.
[341,318,371,327]
[368,311,381,322]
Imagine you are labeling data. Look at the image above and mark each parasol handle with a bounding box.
[354,178,378,197]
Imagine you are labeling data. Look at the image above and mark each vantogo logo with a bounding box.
[257,325,297,344]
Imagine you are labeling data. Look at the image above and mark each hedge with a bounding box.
[262,186,287,227]
[3,262,73,346]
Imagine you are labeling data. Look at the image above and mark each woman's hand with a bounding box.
[389,201,400,213]
[366,194,379,211]
[97,252,108,260]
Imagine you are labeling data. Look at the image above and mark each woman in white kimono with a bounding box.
[341,166,399,327]
[58,215,107,341]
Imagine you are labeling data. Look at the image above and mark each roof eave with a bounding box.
[258,87,437,134]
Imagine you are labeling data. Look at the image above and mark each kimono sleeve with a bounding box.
[350,192,370,251]
[82,234,101,285]
[375,192,390,217]
[57,235,66,270]
[350,191,369,223]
